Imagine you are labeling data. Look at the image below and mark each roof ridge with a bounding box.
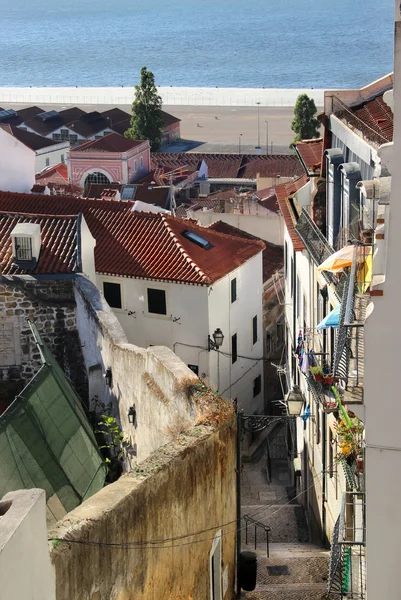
[161,215,210,284]
[203,222,265,248]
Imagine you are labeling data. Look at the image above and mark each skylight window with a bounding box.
[0,109,17,121]
[182,230,212,250]
[37,110,59,122]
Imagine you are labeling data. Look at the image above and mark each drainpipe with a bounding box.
[235,410,243,599]
[322,413,327,545]
[292,251,297,382]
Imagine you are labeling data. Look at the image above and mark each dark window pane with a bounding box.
[231,333,237,364]
[253,375,262,397]
[231,278,237,303]
[147,288,167,315]
[252,315,257,345]
[103,282,122,309]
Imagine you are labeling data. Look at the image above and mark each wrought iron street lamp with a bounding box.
[208,328,224,351]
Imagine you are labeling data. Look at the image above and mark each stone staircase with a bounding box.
[240,424,329,599]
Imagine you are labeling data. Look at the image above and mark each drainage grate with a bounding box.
[267,565,289,576]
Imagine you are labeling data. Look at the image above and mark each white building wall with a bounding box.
[364,5,401,598]
[192,210,284,246]
[207,253,264,413]
[0,127,35,192]
[95,251,264,411]
[0,489,55,600]
[35,142,69,172]
[79,216,96,283]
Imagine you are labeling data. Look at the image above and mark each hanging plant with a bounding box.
[334,415,364,464]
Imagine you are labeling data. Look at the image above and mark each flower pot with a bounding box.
[356,457,364,473]
[323,376,339,386]
[313,373,323,382]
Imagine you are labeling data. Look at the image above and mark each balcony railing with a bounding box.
[329,95,391,147]
[327,492,366,599]
[296,208,346,300]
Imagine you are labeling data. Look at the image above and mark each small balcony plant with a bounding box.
[310,365,323,382]
[334,415,364,466]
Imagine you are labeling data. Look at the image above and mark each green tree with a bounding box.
[291,94,321,144]
[125,67,164,151]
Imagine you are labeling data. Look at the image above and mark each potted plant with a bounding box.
[323,373,339,386]
[310,365,323,382]
[334,416,364,466]
[356,455,364,473]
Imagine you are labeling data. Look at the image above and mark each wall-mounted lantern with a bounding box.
[103,367,112,387]
[208,328,224,351]
[128,405,136,425]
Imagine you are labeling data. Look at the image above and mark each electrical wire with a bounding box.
[48,466,331,551]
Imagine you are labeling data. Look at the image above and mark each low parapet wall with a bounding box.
[49,417,236,600]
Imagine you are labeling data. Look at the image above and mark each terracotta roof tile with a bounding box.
[0,192,264,284]
[350,93,393,142]
[207,220,282,282]
[295,138,323,174]
[274,176,309,251]
[72,133,144,153]
[0,124,60,151]
[36,163,69,185]
[0,212,81,274]
[151,153,303,179]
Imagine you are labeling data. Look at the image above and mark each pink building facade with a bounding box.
[68,134,151,189]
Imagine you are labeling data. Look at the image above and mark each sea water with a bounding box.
[0,0,394,89]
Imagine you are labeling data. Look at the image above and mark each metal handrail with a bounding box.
[329,94,391,146]
[243,514,271,557]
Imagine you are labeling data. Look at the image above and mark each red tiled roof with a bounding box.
[160,109,181,127]
[151,153,303,179]
[0,212,81,274]
[0,124,60,151]
[350,93,393,142]
[238,155,304,179]
[207,220,282,282]
[0,192,264,284]
[36,163,69,185]
[274,176,309,251]
[254,187,280,213]
[71,133,144,153]
[295,138,323,174]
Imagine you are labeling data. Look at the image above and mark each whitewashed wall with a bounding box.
[0,127,35,192]
[35,142,69,173]
[0,489,55,600]
[192,211,284,246]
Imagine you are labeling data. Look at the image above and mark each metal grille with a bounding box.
[15,237,32,261]
[332,270,353,383]
[329,95,391,147]
[327,493,366,599]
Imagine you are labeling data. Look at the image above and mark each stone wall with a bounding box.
[0,276,87,408]
[49,417,236,600]
[74,275,206,464]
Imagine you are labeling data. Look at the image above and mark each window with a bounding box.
[252,315,257,345]
[103,282,122,309]
[182,230,212,250]
[140,156,144,170]
[60,128,69,140]
[296,276,301,318]
[134,159,138,172]
[52,133,61,141]
[85,172,110,186]
[290,257,294,297]
[284,241,288,279]
[15,237,32,261]
[253,375,262,397]
[328,427,334,478]
[317,283,323,325]
[231,278,237,303]
[231,334,237,364]
[45,158,50,167]
[147,288,167,315]
[70,134,78,144]
[61,154,65,164]
[303,292,307,329]
[277,322,284,346]
[316,404,320,445]
[266,333,272,356]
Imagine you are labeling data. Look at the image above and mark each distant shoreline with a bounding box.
[0,86,326,107]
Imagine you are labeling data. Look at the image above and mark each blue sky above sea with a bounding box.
[0,0,394,88]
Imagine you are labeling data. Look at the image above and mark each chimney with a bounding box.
[11,223,41,268]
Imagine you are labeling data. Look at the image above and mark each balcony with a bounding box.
[329,95,390,149]
[327,492,366,599]
[296,208,346,299]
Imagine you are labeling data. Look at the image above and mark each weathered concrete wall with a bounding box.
[0,489,56,600]
[74,276,203,464]
[0,276,87,406]
[49,418,236,600]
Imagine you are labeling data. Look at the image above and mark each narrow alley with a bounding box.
[240,424,329,600]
